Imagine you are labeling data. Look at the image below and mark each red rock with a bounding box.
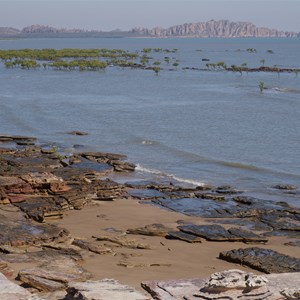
[49,182,71,194]
[5,183,34,194]
[7,195,26,203]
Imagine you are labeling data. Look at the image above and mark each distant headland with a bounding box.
[0,20,299,38]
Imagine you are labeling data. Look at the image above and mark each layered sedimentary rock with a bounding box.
[0,272,42,300]
[177,224,268,243]
[19,257,91,291]
[219,247,300,273]
[66,279,150,300]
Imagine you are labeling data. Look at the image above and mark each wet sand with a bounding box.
[53,198,300,291]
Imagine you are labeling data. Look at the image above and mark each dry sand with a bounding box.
[52,198,300,292]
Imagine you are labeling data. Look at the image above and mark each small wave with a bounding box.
[269,87,300,94]
[215,159,300,180]
[135,164,205,187]
[220,161,260,171]
[141,140,160,145]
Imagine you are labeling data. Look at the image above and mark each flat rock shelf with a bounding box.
[0,135,299,299]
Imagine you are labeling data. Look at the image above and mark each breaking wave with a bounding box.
[135,164,205,187]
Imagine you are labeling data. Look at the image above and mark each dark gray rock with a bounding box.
[178,224,237,241]
[260,211,300,231]
[196,192,226,201]
[125,180,157,189]
[273,184,297,190]
[67,131,88,136]
[71,159,113,174]
[227,228,268,244]
[284,240,300,247]
[211,218,273,232]
[0,135,36,143]
[215,185,243,195]
[129,189,165,200]
[153,198,234,218]
[176,224,268,243]
[219,247,300,273]
[166,231,202,243]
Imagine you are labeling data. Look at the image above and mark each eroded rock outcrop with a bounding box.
[141,271,300,300]
[195,269,272,299]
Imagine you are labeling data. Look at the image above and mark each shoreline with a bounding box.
[0,135,299,299]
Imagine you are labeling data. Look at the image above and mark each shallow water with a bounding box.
[0,37,299,206]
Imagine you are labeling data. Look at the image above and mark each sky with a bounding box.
[1,0,299,32]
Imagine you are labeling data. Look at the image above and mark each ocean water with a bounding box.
[0,37,299,206]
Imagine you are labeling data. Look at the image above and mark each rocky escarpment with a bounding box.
[131,19,298,38]
[0,27,21,35]
[21,24,88,34]
[1,20,299,38]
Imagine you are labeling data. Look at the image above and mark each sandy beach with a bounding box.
[0,138,299,299]
[53,197,300,291]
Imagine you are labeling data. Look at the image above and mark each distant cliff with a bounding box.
[0,20,299,38]
[21,25,88,34]
[0,27,21,35]
[131,20,298,38]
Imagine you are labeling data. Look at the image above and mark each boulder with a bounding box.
[195,269,272,299]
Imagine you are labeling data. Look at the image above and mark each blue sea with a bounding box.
[0,37,299,206]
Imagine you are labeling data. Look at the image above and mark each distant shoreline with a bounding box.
[1,20,299,39]
[0,34,299,39]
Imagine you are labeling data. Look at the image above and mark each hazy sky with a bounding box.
[1,0,299,32]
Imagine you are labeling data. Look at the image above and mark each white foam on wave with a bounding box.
[135,164,205,187]
[269,87,300,94]
[141,140,159,145]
